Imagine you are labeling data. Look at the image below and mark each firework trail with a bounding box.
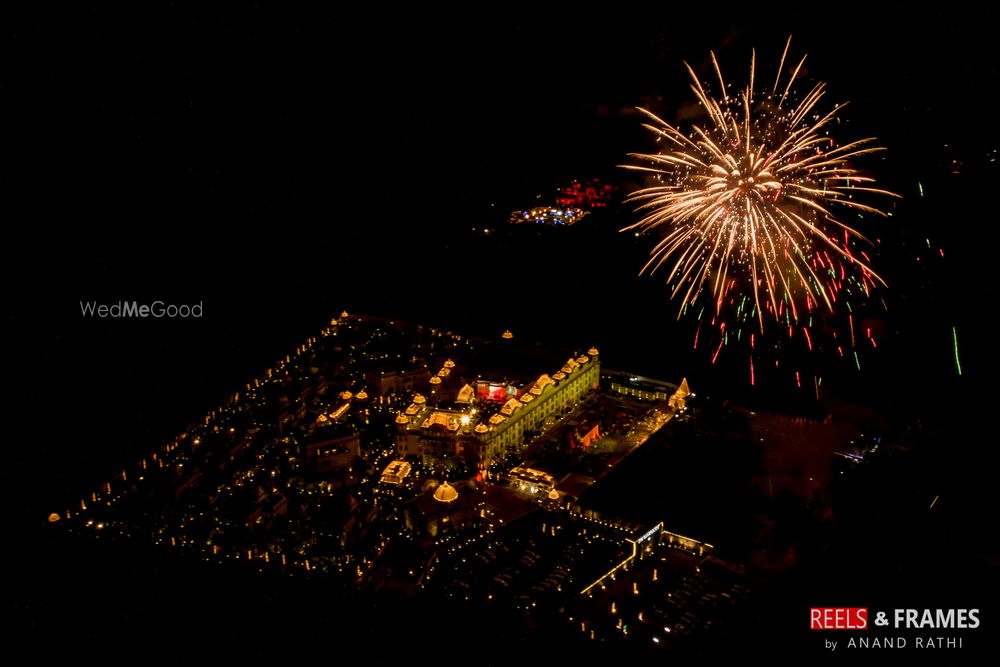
[624,38,897,381]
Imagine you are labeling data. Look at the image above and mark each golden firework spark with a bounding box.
[624,38,898,337]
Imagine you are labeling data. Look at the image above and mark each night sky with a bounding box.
[7,4,999,661]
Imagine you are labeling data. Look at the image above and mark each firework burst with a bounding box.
[624,38,897,380]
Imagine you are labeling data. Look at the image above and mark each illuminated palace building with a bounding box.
[394,349,601,470]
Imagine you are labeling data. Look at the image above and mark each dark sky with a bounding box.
[5,5,996,252]
[5,6,997,292]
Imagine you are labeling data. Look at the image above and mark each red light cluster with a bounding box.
[556,179,614,208]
